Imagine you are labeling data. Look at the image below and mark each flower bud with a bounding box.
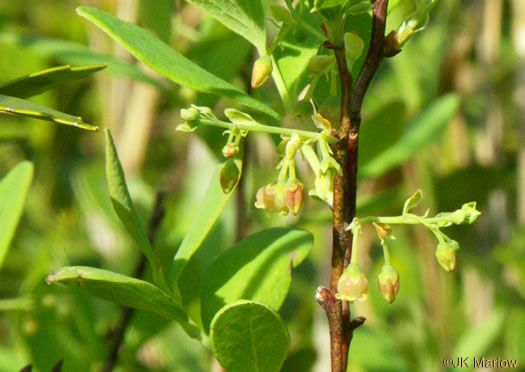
[449,209,467,225]
[312,168,334,207]
[377,264,400,304]
[312,112,332,132]
[219,159,240,194]
[284,179,304,216]
[251,55,273,89]
[435,240,459,272]
[255,183,287,215]
[222,143,238,159]
[307,55,334,75]
[461,202,481,224]
[336,264,369,303]
[180,107,199,122]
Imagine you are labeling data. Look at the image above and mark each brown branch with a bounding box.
[350,0,389,125]
[101,192,166,372]
[321,1,390,371]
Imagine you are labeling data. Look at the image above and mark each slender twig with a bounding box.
[101,192,166,372]
[196,118,333,142]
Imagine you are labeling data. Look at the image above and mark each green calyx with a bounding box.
[336,264,369,303]
[377,264,400,304]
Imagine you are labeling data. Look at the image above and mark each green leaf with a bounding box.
[358,100,406,168]
[211,301,289,372]
[201,228,313,333]
[46,266,202,341]
[359,94,460,179]
[402,189,423,214]
[76,6,279,120]
[0,64,106,99]
[453,309,505,366]
[185,0,266,53]
[274,18,320,101]
[348,326,409,370]
[0,161,33,269]
[0,33,167,91]
[224,108,258,125]
[139,0,172,43]
[0,94,98,131]
[170,154,244,286]
[505,309,525,362]
[104,129,157,274]
[312,0,349,11]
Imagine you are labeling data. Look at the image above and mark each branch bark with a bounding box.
[321,1,390,371]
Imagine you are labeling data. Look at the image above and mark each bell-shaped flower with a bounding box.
[435,240,459,272]
[377,264,400,304]
[336,264,369,303]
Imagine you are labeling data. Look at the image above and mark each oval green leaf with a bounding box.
[46,266,201,341]
[211,301,289,372]
[76,6,279,121]
[0,161,33,269]
[0,94,98,131]
[201,227,313,333]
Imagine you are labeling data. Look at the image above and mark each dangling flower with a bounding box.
[435,240,459,272]
[377,264,400,304]
[336,264,369,303]
[255,183,287,215]
[284,179,304,216]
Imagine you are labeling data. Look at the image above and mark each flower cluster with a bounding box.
[335,190,481,304]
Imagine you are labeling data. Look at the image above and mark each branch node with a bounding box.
[349,316,366,330]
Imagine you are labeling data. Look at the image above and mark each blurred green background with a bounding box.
[0,0,524,371]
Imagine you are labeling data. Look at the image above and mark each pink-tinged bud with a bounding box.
[222,143,238,159]
[435,240,459,272]
[219,159,240,194]
[284,179,304,216]
[251,55,273,89]
[255,183,287,215]
[336,264,369,303]
[377,264,400,304]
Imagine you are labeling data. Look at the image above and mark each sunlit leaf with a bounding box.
[0,161,33,269]
[402,189,423,214]
[170,153,244,287]
[77,6,279,120]
[104,129,158,275]
[46,266,202,340]
[0,94,98,131]
[201,228,313,333]
[139,0,172,43]
[185,0,266,53]
[0,64,106,99]
[211,301,289,372]
[0,33,167,91]
[359,94,460,179]
[453,309,505,361]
